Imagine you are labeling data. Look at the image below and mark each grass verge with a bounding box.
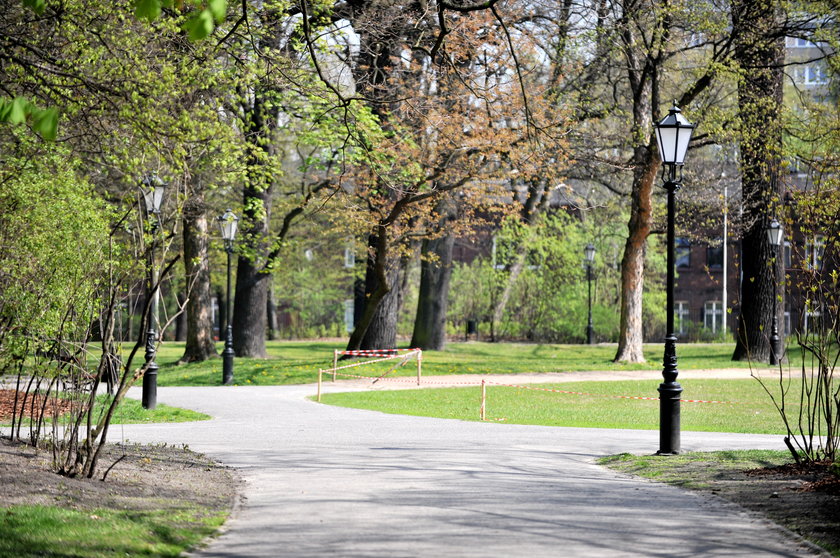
[318,378,800,434]
[96,395,210,423]
[0,392,210,427]
[0,504,226,558]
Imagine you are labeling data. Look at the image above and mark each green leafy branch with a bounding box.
[2,0,228,139]
[0,97,58,140]
[134,0,228,41]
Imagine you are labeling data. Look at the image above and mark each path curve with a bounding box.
[118,373,826,557]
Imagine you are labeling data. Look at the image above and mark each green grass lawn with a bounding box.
[318,378,798,434]
[2,395,209,427]
[598,449,793,486]
[97,395,210,423]
[0,504,225,558]
[147,340,783,387]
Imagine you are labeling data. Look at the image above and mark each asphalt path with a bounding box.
[116,379,827,558]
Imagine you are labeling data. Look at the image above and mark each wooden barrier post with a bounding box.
[332,350,339,382]
[416,350,422,385]
[317,369,322,402]
[480,379,486,421]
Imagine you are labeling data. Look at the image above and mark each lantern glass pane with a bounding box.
[656,126,678,164]
[767,220,783,247]
[219,211,238,242]
[655,106,695,165]
[584,244,596,263]
[152,185,165,212]
[674,126,694,165]
[142,188,156,214]
[226,219,238,241]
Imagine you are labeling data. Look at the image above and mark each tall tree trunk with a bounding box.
[731,0,785,362]
[614,145,658,363]
[361,262,400,350]
[613,3,662,364]
[233,259,270,357]
[215,285,225,340]
[178,194,217,363]
[232,82,276,358]
[174,291,187,342]
[353,274,366,333]
[411,230,456,351]
[411,198,457,350]
[267,279,278,341]
[345,228,398,351]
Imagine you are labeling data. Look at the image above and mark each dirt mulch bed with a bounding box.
[0,436,239,543]
[745,461,840,495]
[0,389,75,421]
[706,461,840,555]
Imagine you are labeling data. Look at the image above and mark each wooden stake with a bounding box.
[416,350,422,385]
[317,369,322,402]
[332,350,338,382]
[480,379,486,421]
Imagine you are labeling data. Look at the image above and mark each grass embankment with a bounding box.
[150,340,779,386]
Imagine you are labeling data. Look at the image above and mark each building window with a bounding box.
[784,241,792,269]
[676,238,691,268]
[806,235,825,270]
[704,301,724,333]
[675,301,690,334]
[792,63,828,85]
[786,37,819,48]
[707,241,723,269]
[804,309,822,335]
[687,33,705,47]
[784,310,791,336]
[344,247,355,268]
[491,236,504,269]
[344,299,355,332]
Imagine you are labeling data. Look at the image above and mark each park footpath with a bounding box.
[119,369,829,558]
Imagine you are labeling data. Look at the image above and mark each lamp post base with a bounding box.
[222,325,234,385]
[222,352,234,385]
[142,363,158,410]
[657,381,682,454]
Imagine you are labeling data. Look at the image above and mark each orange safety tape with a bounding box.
[338,348,420,356]
[483,380,747,405]
[320,371,749,405]
[324,350,421,373]
[328,370,476,385]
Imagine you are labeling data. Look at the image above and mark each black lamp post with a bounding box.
[766,218,783,365]
[584,243,596,344]
[654,104,694,454]
[140,173,167,410]
[218,209,239,385]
